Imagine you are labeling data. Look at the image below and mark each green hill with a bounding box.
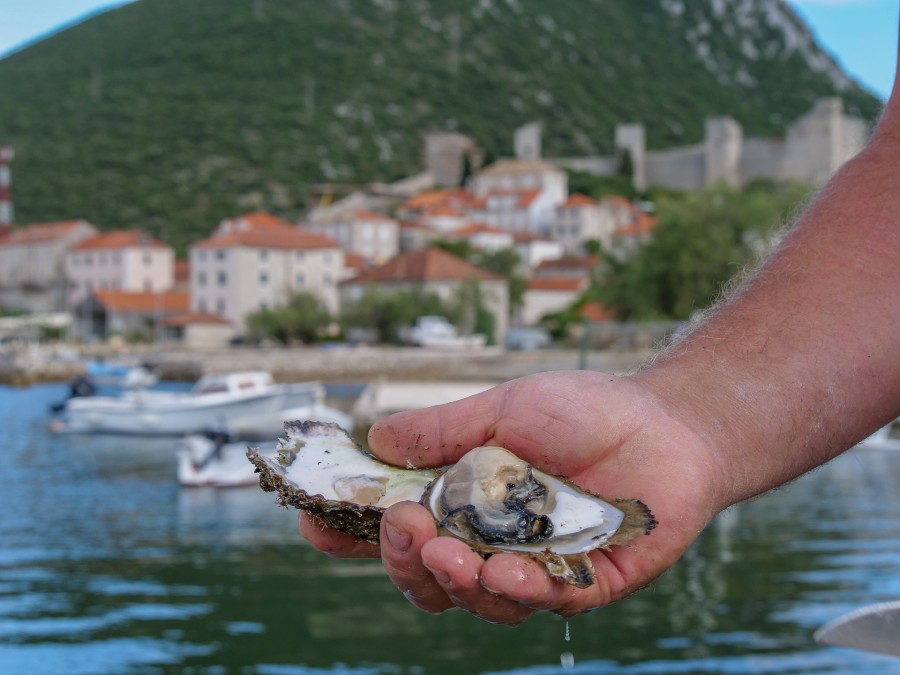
[0,0,883,251]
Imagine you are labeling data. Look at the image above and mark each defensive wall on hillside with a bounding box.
[546,97,868,191]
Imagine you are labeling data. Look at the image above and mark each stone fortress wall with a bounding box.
[528,97,869,191]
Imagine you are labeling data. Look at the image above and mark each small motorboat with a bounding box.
[177,403,355,487]
[53,371,338,436]
[177,430,271,488]
[85,360,160,389]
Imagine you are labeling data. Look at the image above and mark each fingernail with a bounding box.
[384,522,411,553]
[425,565,451,586]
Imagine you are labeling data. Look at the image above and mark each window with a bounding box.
[216,250,227,262]
[259,272,269,285]
[296,273,305,286]
[216,298,225,314]
[295,251,305,262]
[217,271,227,286]
[259,249,269,261]
[198,271,207,286]
[324,273,333,286]
[198,298,207,312]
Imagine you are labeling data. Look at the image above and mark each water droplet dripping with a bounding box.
[564,620,571,641]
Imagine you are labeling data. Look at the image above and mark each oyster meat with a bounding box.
[249,421,656,587]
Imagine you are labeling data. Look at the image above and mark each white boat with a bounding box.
[177,432,272,488]
[177,402,355,487]
[85,360,160,389]
[856,419,900,451]
[54,371,336,436]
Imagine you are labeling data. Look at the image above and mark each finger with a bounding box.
[479,553,617,616]
[380,502,454,614]
[367,381,515,467]
[299,513,380,558]
[419,538,535,625]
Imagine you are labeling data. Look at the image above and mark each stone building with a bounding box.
[0,220,98,313]
[189,212,344,332]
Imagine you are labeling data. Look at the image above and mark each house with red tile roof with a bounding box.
[65,229,174,309]
[341,247,509,342]
[189,212,344,331]
[468,159,568,234]
[512,231,565,272]
[0,219,98,313]
[304,209,399,264]
[445,222,514,252]
[163,312,235,349]
[520,276,589,326]
[73,288,190,341]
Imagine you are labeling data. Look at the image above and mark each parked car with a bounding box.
[504,327,552,350]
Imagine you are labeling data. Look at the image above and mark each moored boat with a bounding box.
[53,371,336,436]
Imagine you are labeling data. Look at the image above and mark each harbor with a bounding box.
[1,379,899,673]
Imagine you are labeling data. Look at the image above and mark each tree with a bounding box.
[342,287,449,343]
[595,181,811,320]
[246,292,331,344]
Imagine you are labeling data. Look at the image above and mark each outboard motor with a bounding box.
[50,375,98,413]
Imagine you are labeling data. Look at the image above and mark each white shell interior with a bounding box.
[274,433,435,509]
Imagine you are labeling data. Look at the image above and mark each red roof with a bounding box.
[0,220,93,246]
[72,229,168,251]
[353,209,394,222]
[614,212,658,237]
[527,277,586,292]
[194,212,339,251]
[579,301,614,322]
[91,289,190,313]
[450,222,508,237]
[347,248,503,284]
[536,255,598,271]
[561,193,598,208]
[164,312,232,327]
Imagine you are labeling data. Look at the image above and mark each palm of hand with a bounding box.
[300,370,723,624]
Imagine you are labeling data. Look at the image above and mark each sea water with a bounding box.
[2,382,900,674]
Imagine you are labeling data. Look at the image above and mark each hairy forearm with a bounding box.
[634,105,900,510]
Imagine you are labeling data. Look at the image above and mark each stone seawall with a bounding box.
[1,343,654,386]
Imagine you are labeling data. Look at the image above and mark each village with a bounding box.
[0,97,867,352]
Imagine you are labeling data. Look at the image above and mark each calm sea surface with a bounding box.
[1,382,899,674]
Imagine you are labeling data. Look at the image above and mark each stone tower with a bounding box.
[614,124,647,192]
[704,117,743,187]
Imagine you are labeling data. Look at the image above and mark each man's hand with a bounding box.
[300,370,726,624]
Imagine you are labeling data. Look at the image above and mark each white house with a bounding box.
[190,212,344,331]
[520,277,588,326]
[0,219,98,312]
[305,209,399,265]
[513,232,565,272]
[65,229,174,308]
[550,194,620,253]
[468,158,568,234]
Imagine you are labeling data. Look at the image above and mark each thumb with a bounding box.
[366,382,512,468]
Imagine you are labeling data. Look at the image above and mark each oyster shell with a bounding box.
[249,421,656,588]
[248,420,438,543]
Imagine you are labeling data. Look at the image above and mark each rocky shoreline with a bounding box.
[1,343,655,387]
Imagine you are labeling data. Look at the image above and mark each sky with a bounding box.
[0,0,897,100]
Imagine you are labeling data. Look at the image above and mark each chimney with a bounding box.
[0,147,13,236]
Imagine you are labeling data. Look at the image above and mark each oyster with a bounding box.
[249,421,656,588]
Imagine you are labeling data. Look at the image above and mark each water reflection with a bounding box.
[1,383,899,673]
